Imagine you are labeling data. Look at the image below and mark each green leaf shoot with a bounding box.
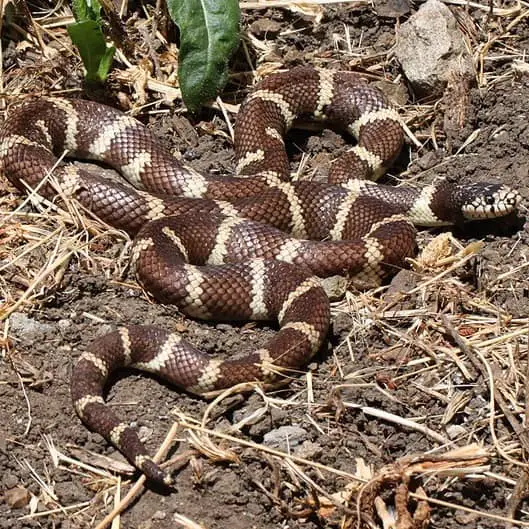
[67,0,115,83]
[166,0,240,112]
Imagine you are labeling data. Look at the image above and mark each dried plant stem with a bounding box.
[178,419,366,482]
[411,491,529,527]
[93,423,180,529]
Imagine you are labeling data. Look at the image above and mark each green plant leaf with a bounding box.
[71,0,102,22]
[67,20,115,83]
[166,0,240,112]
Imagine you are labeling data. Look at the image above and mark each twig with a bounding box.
[241,0,369,7]
[506,339,529,525]
[10,358,32,436]
[0,0,4,107]
[341,402,451,444]
[408,246,482,295]
[93,422,180,529]
[442,316,529,463]
[177,418,367,482]
[411,491,529,527]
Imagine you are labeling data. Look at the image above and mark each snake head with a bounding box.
[459,184,522,220]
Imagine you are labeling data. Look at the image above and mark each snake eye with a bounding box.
[485,195,495,205]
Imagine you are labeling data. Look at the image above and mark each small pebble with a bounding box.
[321,276,347,300]
[3,473,18,489]
[445,424,467,439]
[295,440,322,459]
[249,18,282,37]
[263,425,308,449]
[9,313,53,339]
[138,426,153,442]
[5,486,30,509]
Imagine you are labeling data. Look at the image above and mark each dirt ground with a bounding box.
[1,2,529,529]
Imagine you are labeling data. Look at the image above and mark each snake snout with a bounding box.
[461,184,522,220]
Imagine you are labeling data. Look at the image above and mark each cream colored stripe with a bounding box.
[180,166,208,197]
[109,423,128,446]
[0,135,47,158]
[265,127,284,142]
[189,358,223,393]
[278,278,319,325]
[248,89,296,127]
[74,395,105,416]
[88,114,139,158]
[131,237,154,269]
[314,69,335,119]
[365,214,410,236]
[207,217,244,264]
[407,185,440,225]
[249,259,268,319]
[329,181,362,240]
[349,145,384,172]
[53,99,79,150]
[261,172,284,186]
[134,333,182,372]
[349,108,401,138]
[162,226,189,261]
[35,119,53,147]
[282,321,321,351]
[275,240,304,263]
[268,180,307,238]
[120,151,152,188]
[235,149,265,174]
[256,348,275,378]
[143,195,166,220]
[135,454,148,468]
[182,265,210,318]
[79,351,108,378]
[359,234,385,282]
[118,327,133,365]
[58,165,83,195]
[217,201,241,217]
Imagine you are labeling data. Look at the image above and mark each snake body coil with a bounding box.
[1,67,520,485]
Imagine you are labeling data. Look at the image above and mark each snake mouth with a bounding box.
[461,185,522,220]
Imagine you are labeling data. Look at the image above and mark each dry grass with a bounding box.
[1,1,528,528]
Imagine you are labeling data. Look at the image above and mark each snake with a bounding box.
[0,66,521,486]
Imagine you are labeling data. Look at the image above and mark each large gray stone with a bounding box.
[395,0,475,96]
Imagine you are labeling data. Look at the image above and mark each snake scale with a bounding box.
[1,66,521,485]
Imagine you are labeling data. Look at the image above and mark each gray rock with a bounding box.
[395,0,474,96]
[375,0,411,18]
[54,480,91,504]
[321,276,347,301]
[372,80,409,107]
[295,440,323,459]
[446,424,467,439]
[3,472,19,489]
[95,323,114,338]
[250,18,282,37]
[263,425,308,449]
[138,426,153,442]
[9,312,54,339]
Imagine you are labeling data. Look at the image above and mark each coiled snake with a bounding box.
[1,66,520,485]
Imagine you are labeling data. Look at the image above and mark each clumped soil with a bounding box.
[1,3,529,529]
